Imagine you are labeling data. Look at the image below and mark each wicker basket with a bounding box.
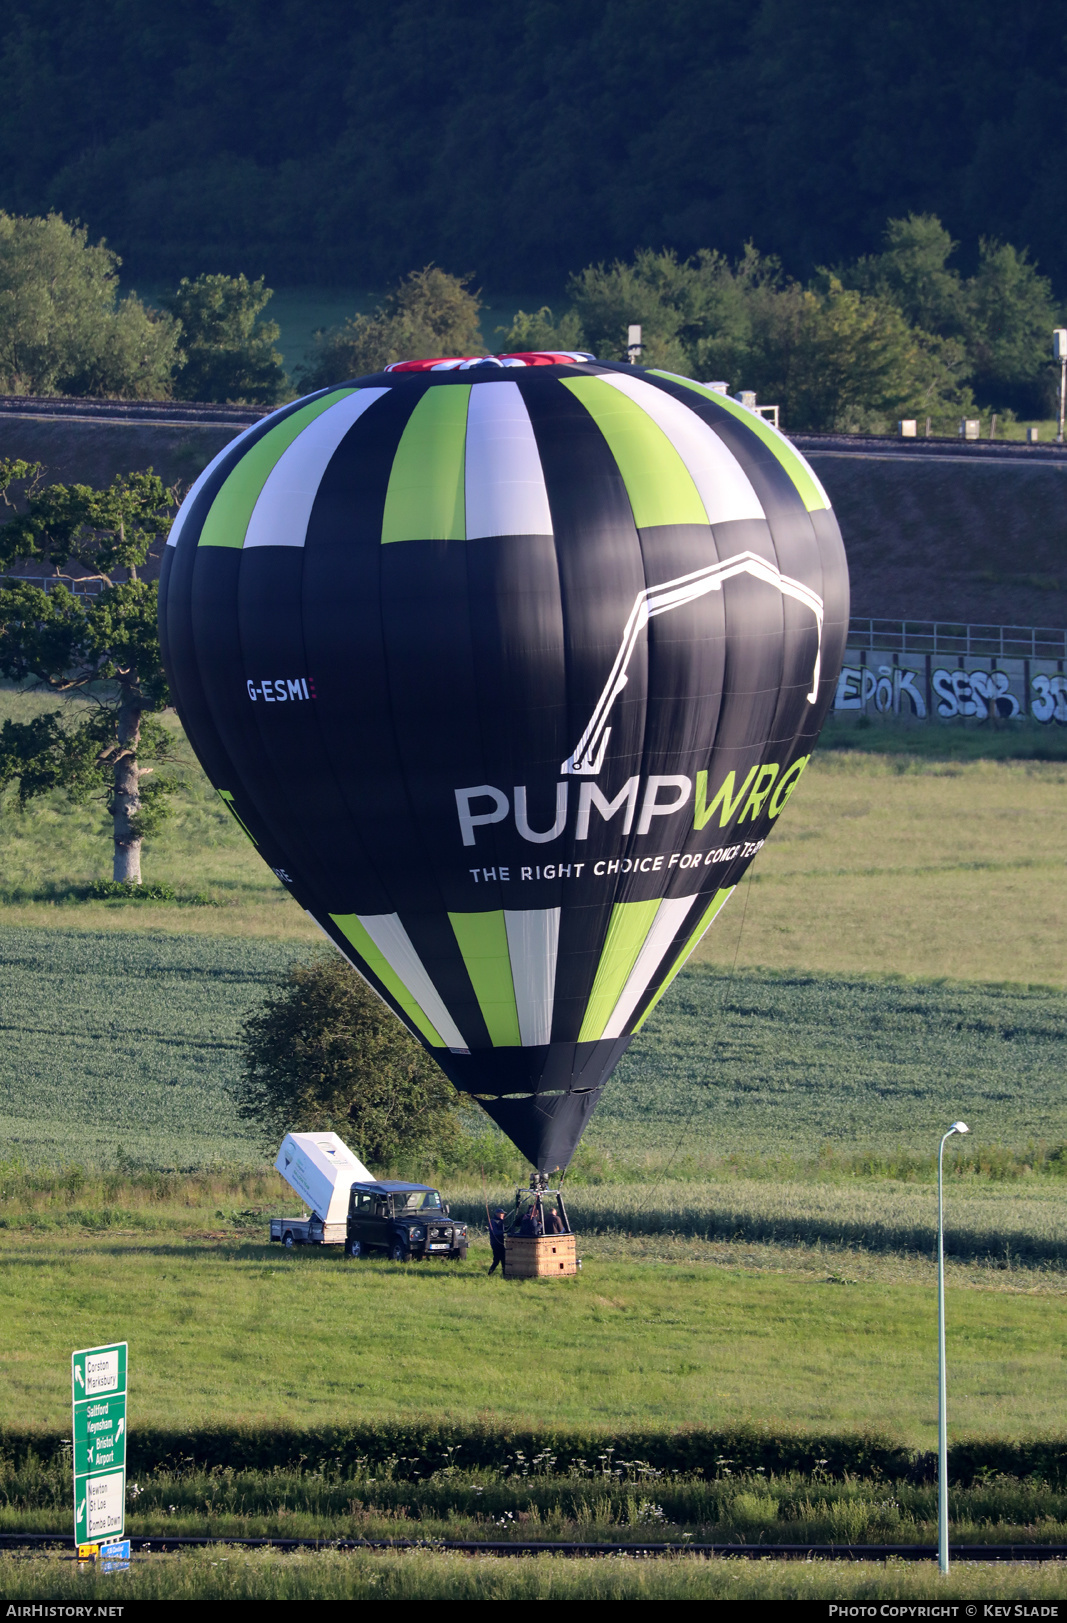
[504,1234,577,1278]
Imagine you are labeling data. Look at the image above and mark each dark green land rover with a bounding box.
[345,1181,468,1261]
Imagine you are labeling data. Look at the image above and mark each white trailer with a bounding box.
[270,1132,373,1246]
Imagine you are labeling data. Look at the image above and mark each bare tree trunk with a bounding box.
[113,696,143,883]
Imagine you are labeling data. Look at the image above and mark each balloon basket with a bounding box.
[504,1233,577,1277]
[500,1174,578,1279]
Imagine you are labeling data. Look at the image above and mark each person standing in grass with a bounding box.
[488,1209,507,1275]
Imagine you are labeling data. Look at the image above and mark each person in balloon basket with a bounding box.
[518,1199,544,1237]
[488,1209,507,1274]
[545,1206,566,1235]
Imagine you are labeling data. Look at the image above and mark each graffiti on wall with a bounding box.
[835,658,1067,723]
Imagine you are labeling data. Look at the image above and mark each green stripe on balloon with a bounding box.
[448,910,522,1047]
[651,372,829,514]
[578,898,661,1043]
[197,390,355,547]
[562,375,708,530]
[330,913,447,1048]
[381,385,471,543]
[633,886,734,1032]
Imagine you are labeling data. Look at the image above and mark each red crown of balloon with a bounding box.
[383,351,595,371]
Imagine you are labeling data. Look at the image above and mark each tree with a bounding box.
[0,459,177,882]
[502,235,995,431]
[847,214,966,337]
[0,211,180,396]
[498,304,585,357]
[297,266,484,389]
[739,276,954,434]
[164,272,289,405]
[564,247,757,376]
[964,239,1060,419]
[845,214,1061,420]
[237,955,462,1162]
[504,245,951,430]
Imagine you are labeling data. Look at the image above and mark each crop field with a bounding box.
[600,965,1067,1161]
[0,927,292,1166]
[1,925,1065,1171]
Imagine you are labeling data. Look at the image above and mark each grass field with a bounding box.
[2,684,1065,988]
[1,1223,1064,1441]
[4,1547,1067,1603]
[1,692,1064,1598]
[702,746,1067,986]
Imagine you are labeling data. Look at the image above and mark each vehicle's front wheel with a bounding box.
[453,1248,468,1262]
[390,1240,408,1262]
[345,1238,362,1259]
[283,1232,295,1249]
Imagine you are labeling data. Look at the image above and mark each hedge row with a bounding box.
[2,1424,1065,1487]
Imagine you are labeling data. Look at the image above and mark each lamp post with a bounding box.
[938,1120,970,1574]
[1054,329,1067,444]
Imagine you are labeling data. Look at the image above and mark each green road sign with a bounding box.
[73,1391,126,1475]
[72,1341,127,1546]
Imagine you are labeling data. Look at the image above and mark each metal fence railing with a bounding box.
[2,588,1063,662]
[847,618,1067,660]
[0,574,107,595]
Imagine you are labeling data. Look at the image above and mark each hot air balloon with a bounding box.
[159,352,849,1173]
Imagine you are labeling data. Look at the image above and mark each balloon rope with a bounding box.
[642,864,756,1206]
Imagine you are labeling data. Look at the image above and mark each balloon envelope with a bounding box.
[158,358,849,1170]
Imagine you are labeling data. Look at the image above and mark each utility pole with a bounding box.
[938,1121,969,1575]
[1054,329,1067,443]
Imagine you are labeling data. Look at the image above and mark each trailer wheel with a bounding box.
[345,1238,362,1259]
[390,1240,408,1262]
[283,1232,295,1249]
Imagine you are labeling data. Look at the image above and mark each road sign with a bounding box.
[72,1342,127,1547]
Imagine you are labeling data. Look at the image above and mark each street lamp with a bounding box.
[1054,329,1067,444]
[937,1119,970,1574]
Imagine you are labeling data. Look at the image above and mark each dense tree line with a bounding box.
[0,1,1062,296]
[4,208,1059,427]
[0,214,288,402]
[301,218,1060,430]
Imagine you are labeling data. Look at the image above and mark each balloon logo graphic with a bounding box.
[159,355,849,1170]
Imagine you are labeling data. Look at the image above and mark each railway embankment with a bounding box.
[1,400,1066,627]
